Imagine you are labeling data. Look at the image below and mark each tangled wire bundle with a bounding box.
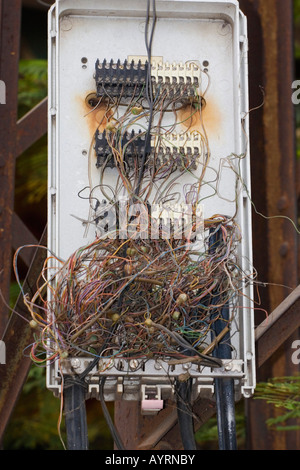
[22,214,251,369]
[17,50,256,370]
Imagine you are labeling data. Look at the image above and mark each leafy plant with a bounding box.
[255,376,300,431]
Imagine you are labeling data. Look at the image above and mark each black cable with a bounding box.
[61,325,118,451]
[99,377,125,450]
[135,0,156,197]
[175,377,197,450]
[63,376,89,450]
[175,339,197,451]
[209,227,237,451]
[211,304,237,451]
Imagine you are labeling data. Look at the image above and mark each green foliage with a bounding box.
[255,376,300,431]
[295,0,300,59]
[15,135,48,204]
[16,59,48,205]
[295,0,300,22]
[3,366,65,450]
[18,59,47,117]
[9,281,21,308]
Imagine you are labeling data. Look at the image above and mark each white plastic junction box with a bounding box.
[47,0,255,407]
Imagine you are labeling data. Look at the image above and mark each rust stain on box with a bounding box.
[79,92,113,137]
[178,97,221,136]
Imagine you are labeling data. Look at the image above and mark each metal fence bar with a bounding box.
[12,213,39,267]
[255,285,300,368]
[16,97,48,157]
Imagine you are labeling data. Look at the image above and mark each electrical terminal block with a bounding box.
[55,358,245,402]
[95,129,202,170]
[154,132,201,170]
[151,61,201,99]
[95,58,148,98]
[95,58,202,101]
[94,129,151,169]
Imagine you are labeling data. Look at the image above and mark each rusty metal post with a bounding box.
[0,0,49,445]
[0,0,22,337]
[239,0,300,450]
[0,228,47,444]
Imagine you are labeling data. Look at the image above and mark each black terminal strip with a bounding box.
[95,129,152,169]
[95,59,149,99]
